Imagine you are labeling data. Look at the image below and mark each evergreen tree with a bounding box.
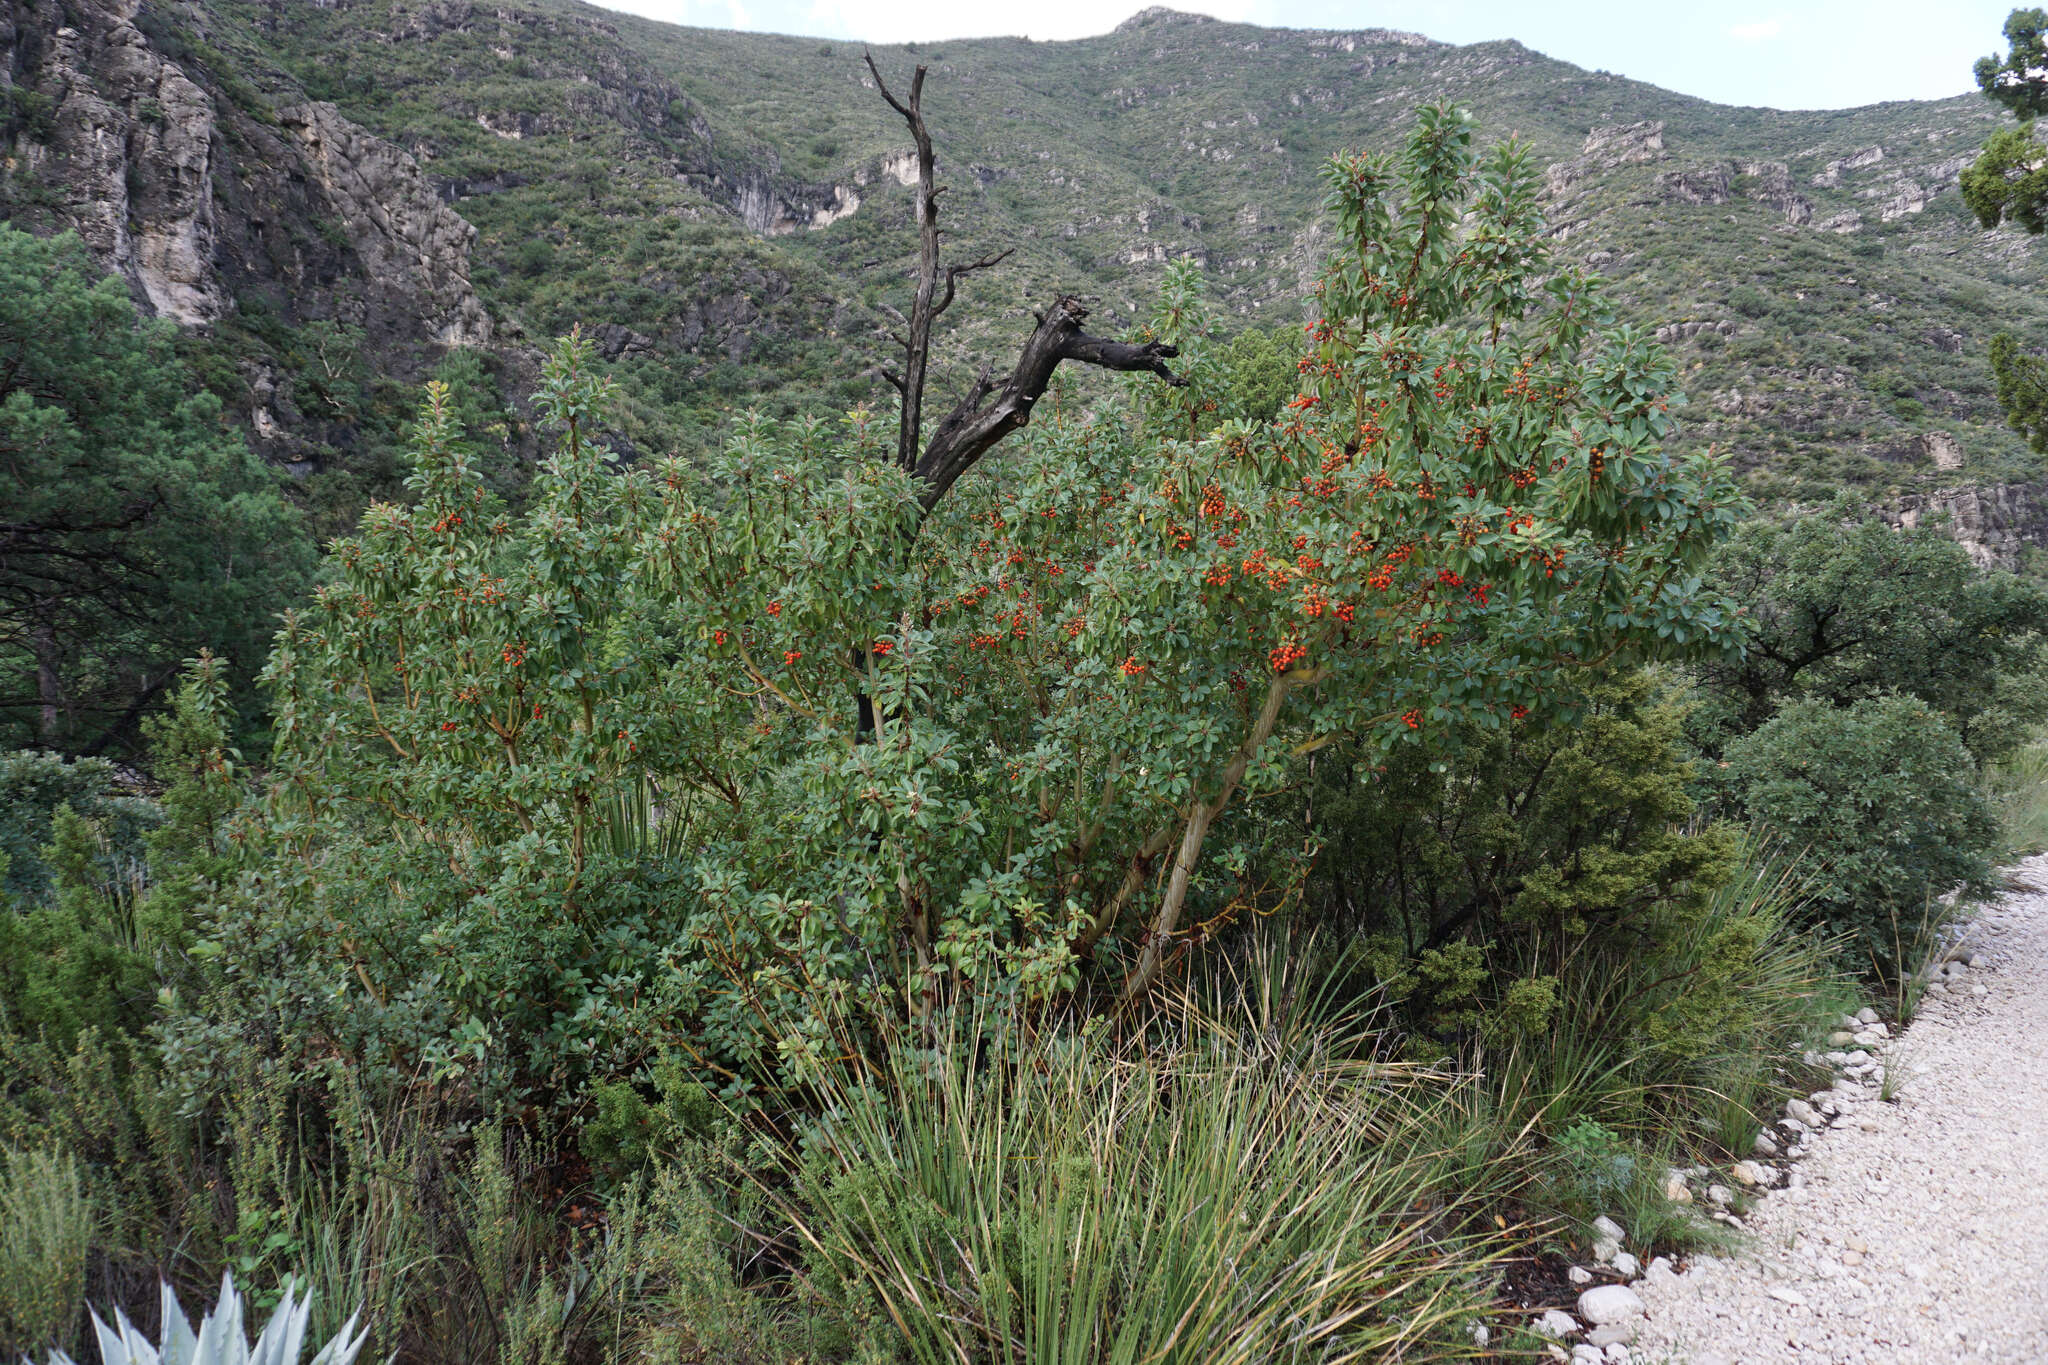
[1962,11,2048,448]
[0,227,313,754]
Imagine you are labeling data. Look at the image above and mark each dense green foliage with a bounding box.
[0,666,231,1055]
[1976,8,2048,119]
[203,109,1750,1108]
[0,228,312,755]
[1989,330,2048,452]
[1725,696,1998,972]
[0,751,156,904]
[1964,11,2048,452]
[1303,673,1736,1044]
[1691,502,2048,759]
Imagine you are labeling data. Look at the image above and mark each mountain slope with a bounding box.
[7,0,2048,553]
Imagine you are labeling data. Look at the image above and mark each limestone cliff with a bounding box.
[2,0,490,464]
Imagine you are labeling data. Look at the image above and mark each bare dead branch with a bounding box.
[934,249,1014,319]
[862,51,920,120]
[859,60,1184,509]
[911,296,1183,511]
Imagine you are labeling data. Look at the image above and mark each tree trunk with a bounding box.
[32,619,62,747]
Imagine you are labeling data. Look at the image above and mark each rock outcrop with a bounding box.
[276,101,490,347]
[1546,120,1666,199]
[1889,480,2048,567]
[2,0,493,465]
[6,0,492,347]
[10,3,225,322]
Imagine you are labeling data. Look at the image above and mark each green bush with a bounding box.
[1302,672,1738,1048]
[578,1057,720,1184]
[223,107,1745,1101]
[1691,502,2048,761]
[1,88,56,142]
[0,805,154,1048]
[0,751,157,904]
[1725,695,1998,973]
[0,664,233,1049]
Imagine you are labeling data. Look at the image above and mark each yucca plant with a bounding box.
[763,967,1514,1365]
[41,1273,370,1365]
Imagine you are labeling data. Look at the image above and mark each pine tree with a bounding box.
[0,227,313,754]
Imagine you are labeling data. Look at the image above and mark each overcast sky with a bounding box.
[592,0,2016,111]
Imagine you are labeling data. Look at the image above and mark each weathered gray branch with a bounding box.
[862,55,1186,511]
[913,295,1184,511]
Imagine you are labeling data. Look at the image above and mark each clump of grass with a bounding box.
[1878,1043,1912,1103]
[761,970,1517,1364]
[1439,840,1849,1261]
[1879,888,1965,1026]
[1631,841,1850,1152]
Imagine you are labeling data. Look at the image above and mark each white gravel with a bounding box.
[1630,856,2048,1363]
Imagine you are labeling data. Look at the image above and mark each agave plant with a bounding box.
[43,1273,370,1365]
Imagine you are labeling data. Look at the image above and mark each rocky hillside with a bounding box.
[7,0,2048,555]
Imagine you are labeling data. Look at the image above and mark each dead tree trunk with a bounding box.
[864,54,1185,513]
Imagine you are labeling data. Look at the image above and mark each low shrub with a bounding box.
[0,751,157,905]
[0,805,155,1048]
[1300,671,1739,1052]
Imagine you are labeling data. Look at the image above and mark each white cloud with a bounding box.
[1727,18,1783,42]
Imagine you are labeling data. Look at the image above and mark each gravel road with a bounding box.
[1629,854,2048,1363]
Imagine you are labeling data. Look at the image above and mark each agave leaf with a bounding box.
[53,1275,376,1365]
[156,1281,199,1365]
[188,1274,242,1365]
[91,1302,159,1365]
[302,1311,370,1365]
[247,1282,310,1365]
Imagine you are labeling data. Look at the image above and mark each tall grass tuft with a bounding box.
[761,970,1514,1365]
[1462,839,1850,1253]
[0,1145,93,1357]
[281,1082,437,1361]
